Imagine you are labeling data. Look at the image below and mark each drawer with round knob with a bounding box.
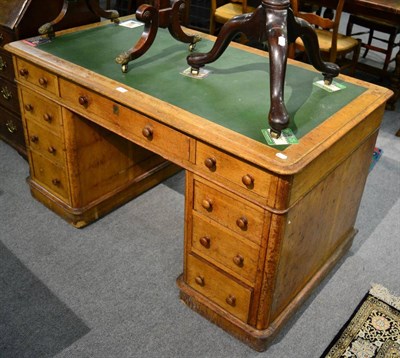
[186,254,253,322]
[196,141,276,203]
[16,58,59,96]
[25,120,65,165]
[191,211,260,284]
[30,151,69,202]
[20,88,63,134]
[193,178,265,244]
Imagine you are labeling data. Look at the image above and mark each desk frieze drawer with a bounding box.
[196,141,275,199]
[191,211,260,284]
[186,254,252,322]
[30,152,69,202]
[121,110,191,163]
[20,88,63,134]
[15,58,59,96]
[25,120,65,166]
[193,179,264,245]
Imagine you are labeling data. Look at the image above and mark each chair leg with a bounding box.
[350,40,361,76]
[363,28,374,58]
[382,32,396,72]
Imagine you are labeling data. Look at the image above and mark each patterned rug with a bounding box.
[322,284,400,357]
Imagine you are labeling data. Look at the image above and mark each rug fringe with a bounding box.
[370,283,400,310]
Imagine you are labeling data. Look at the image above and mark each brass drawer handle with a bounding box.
[52,178,61,186]
[38,77,48,87]
[204,157,216,170]
[78,95,89,108]
[43,113,52,122]
[242,174,254,187]
[1,86,12,100]
[48,146,56,154]
[236,216,248,230]
[142,125,153,139]
[30,135,39,143]
[0,56,6,71]
[233,254,244,267]
[199,236,211,248]
[195,276,205,286]
[24,104,33,112]
[226,294,236,307]
[6,119,17,133]
[19,68,29,77]
[201,198,213,211]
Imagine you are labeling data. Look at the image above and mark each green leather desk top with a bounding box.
[37,21,367,146]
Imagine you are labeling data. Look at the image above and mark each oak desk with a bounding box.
[6,19,392,351]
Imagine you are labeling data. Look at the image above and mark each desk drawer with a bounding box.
[0,49,15,82]
[15,58,59,96]
[30,151,69,202]
[193,179,264,244]
[186,254,252,322]
[59,78,121,128]
[121,111,191,163]
[0,107,25,153]
[0,78,19,113]
[20,88,62,134]
[196,141,275,199]
[25,120,65,166]
[192,212,260,284]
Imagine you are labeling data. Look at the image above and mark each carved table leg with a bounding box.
[115,0,201,72]
[38,0,120,38]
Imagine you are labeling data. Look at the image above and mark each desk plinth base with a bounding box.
[28,162,181,228]
[177,229,355,352]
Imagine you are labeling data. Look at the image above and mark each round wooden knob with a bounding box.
[195,276,205,286]
[236,216,248,230]
[78,95,89,107]
[52,178,60,186]
[242,174,254,187]
[38,77,48,86]
[233,254,244,267]
[30,135,39,143]
[226,295,236,307]
[204,157,216,170]
[19,68,29,77]
[199,236,211,248]
[201,198,213,211]
[24,104,33,112]
[142,126,153,139]
[48,146,56,154]
[43,113,52,122]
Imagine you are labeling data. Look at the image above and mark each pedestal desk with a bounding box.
[5,18,392,351]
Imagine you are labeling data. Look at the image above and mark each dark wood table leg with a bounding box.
[387,50,400,112]
[115,0,201,73]
[38,0,120,38]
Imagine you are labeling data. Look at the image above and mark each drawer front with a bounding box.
[59,78,121,128]
[0,49,15,82]
[30,151,69,202]
[20,88,62,134]
[0,79,19,113]
[25,120,65,165]
[15,58,59,96]
[196,141,274,198]
[192,212,260,284]
[0,107,25,152]
[193,179,264,244]
[121,110,191,163]
[186,254,252,322]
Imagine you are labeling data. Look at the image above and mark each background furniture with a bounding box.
[289,0,361,74]
[346,14,400,77]
[209,0,257,34]
[0,0,99,158]
[6,20,391,351]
